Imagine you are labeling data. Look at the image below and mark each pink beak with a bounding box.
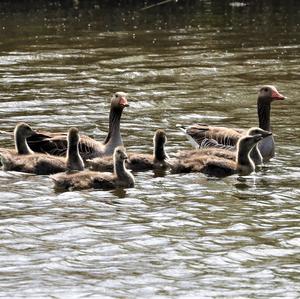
[119,96,129,107]
[271,89,285,100]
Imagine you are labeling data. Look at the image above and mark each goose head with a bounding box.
[14,122,36,138]
[67,127,80,145]
[114,146,128,162]
[247,127,272,139]
[111,92,129,109]
[238,134,264,152]
[153,129,167,147]
[258,85,285,104]
[14,122,37,155]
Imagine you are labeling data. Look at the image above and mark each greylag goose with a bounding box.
[26,92,129,160]
[176,127,272,166]
[180,85,285,161]
[0,124,84,175]
[168,134,264,177]
[51,146,135,191]
[86,129,169,172]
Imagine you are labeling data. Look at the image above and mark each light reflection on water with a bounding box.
[0,2,299,298]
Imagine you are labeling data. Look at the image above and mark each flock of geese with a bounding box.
[0,85,285,191]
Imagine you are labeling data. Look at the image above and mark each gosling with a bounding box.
[0,124,84,175]
[86,129,169,172]
[168,134,265,177]
[51,146,135,191]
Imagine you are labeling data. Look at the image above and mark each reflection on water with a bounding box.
[0,1,300,298]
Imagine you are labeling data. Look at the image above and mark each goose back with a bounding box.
[28,133,105,160]
[1,153,66,175]
[169,154,236,176]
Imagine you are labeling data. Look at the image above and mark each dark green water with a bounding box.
[0,1,299,298]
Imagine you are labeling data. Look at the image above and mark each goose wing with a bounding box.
[200,157,236,177]
[181,123,245,148]
[86,156,114,172]
[127,153,153,171]
[27,132,104,160]
[0,152,66,174]
[51,171,115,191]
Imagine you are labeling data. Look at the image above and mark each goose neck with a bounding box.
[103,107,123,146]
[236,145,256,175]
[250,144,263,165]
[114,158,134,182]
[257,99,271,131]
[15,132,34,155]
[154,142,168,162]
[67,142,84,171]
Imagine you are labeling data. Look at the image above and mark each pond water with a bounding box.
[0,1,299,298]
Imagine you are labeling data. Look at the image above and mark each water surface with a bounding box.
[0,1,299,298]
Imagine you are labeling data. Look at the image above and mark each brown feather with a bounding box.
[1,152,67,175]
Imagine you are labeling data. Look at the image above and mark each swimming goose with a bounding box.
[0,123,35,167]
[86,129,169,172]
[26,92,129,160]
[0,124,84,175]
[177,127,271,166]
[169,134,264,177]
[51,146,135,191]
[180,85,285,161]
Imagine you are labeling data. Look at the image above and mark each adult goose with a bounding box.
[180,85,285,161]
[168,134,264,177]
[0,123,84,175]
[176,127,272,166]
[51,146,135,191]
[27,92,129,160]
[86,129,169,172]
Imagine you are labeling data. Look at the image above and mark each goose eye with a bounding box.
[115,94,118,98]
[264,88,268,92]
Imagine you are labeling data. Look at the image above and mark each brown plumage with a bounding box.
[26,92,129,160]
[169,134,264,177]
[0,124,84,175]
[51,146,135,191]
[180,85,285,161]
[174,147,236,161]
[86,129,169,172]
[175,127,272,166]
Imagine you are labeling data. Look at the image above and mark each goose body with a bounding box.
[0,124,84,175]
[169,134,264,177]
[26,92,129,160]
[51,146,135,191]
[174,127,271,166]
[1,153,67,175]
[181,85,285,161]
[174,147,236,162]
[86,129,169,172]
